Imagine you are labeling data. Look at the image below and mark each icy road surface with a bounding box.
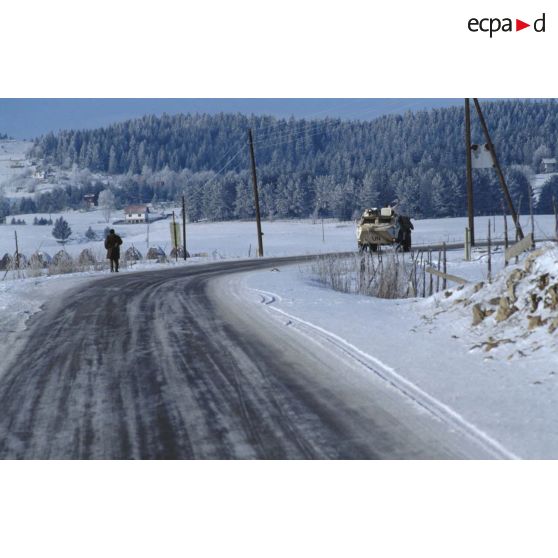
[0,258,497,459]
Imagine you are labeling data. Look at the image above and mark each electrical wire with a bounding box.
[195,98,443,193]
[250,99,435,148]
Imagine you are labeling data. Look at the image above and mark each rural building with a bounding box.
[33,166,54,180]
[124,204,150,223]
[83,194,96,209]
[542,158,557,173]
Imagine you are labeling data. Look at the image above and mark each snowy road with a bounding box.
[0,258,495,459]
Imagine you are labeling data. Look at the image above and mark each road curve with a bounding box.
[0,258,490,459]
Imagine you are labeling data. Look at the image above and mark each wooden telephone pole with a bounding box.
[472,98,524,241]
[248,128,264,257]
[464,99,475,246]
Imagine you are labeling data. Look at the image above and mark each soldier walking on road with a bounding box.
[105,229,123,272]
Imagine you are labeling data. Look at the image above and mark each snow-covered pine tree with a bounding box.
[85,226,96,240]
[52,217,72,244]
[537,176,558,214]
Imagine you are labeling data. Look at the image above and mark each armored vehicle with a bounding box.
[356,207,413,252]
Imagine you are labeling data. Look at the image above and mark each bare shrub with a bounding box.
[125,246,143,261]
[27,251,52,277]
[17,254,28,268]
[170,246,189,259]
[78,249,96,266]
[0,253,13,271]
[48,251,78,275]
[146,246,167,262]
[29,251,52,268]
[310,251,427,299]
[52,250,72,266]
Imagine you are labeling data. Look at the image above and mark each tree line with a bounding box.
[12,100,558,221]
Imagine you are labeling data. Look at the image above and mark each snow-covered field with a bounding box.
[2,207,558,261]
[0,208,361,260]
[0,140,32,185]
[2,212,558,458]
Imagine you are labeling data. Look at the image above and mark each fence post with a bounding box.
[436,250,441,292]
[487,219,492,283]
[442,243,447,290]
[422,261,426,298]
[429,250,433,296]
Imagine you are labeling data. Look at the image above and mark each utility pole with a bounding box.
[318,197,325,242]
[182,195,187,260]
[464,99,475,246]
[172,211,178,262]
[248,128,264,257]
[473,98,524,240]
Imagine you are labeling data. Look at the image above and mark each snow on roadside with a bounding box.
[0,273,93,337]
[241,251,558,459]
[422,243,558,360]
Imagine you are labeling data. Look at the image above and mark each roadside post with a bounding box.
[14,231,20,271]
[170,211,181,262]
[442,242,447,290]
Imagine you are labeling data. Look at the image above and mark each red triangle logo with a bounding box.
[516,19,530,31]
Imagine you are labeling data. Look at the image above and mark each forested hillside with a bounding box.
[26,100,558,220]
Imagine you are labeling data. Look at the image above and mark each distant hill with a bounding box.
[24,100,558,220]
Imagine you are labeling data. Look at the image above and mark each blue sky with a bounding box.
[0,99,465,140]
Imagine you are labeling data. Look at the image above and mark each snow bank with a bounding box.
[428,242,558,360]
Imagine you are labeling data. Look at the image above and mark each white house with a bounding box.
[124,204,150,223]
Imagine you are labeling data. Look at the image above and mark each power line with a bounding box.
[192,99,442,193]
[251,99,433,147]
